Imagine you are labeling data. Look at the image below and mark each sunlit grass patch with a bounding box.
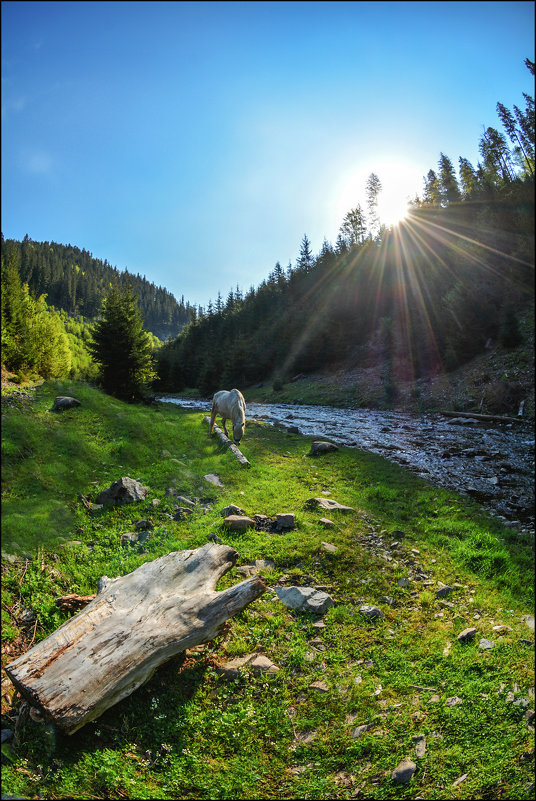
[1,381,534,800]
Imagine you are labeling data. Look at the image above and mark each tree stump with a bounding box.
[5,544,266,734]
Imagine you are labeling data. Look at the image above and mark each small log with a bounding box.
[54,593,96,613]
[438,410,527,424]
[5,544,265,734]
[203,416,251,467]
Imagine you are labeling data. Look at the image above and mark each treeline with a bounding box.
[0,236,193,340]
[1,254,72,380]
[156,59,534,398]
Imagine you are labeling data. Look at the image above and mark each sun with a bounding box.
[377,186,412,227]
[332,157,423,232]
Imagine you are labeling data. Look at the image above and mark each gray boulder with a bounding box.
[223,515,256,532]
[96,476,149,506]
[305,497,354,513]
[221,504,246,516]
[52,396,81,411]
[391,758,416,784]
[309,441,339,456]
[275,513,296,530]
[275,585,334,614]
[359,605,383,619]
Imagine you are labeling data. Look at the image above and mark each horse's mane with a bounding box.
[230,389,246,425]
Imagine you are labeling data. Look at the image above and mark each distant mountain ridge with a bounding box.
[0,235,193,340]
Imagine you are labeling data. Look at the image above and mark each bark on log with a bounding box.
[203,416,251,467]
[5,544,265,734]
[438,410,527,424]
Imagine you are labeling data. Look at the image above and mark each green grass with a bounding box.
[1,380,534,799]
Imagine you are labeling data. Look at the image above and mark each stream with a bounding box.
[159,397,534,532]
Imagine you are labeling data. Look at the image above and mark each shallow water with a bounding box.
[160,396,534,530]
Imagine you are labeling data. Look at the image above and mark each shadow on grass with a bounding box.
[53,653,210,764]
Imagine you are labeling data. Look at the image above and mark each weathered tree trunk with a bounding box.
[438,410,527,424]
[5,544,265,734]
[203,416,251,467]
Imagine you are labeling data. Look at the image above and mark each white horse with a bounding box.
[210,389,246,445]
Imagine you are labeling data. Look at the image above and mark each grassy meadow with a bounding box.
[1,381,534,799]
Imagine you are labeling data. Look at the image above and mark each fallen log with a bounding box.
[5,543,265,734]
[438,410,527,424]
[203,416,251,467]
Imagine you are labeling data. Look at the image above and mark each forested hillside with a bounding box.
[156,60,534,398]
[0,236,193,340]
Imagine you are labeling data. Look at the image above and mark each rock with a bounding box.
[173,507,194,521]
[319,518,335,527]
[221,504,246,516]
[391,758,416,784]
[309,441,339,456]
[236,559,275,577]
[120,532,139,545]
[223,515,256,532]
[207,533,222,544]
[521,615,535,631]
[435,582,452,598]
[52,395,81,411]
[457,627,477,643]
[275,586,334,614]
[1,728,14,743]
[321,541,338,554]
[217,653,279,678]
[397,577,410,588]
[453,774,469,787]
[412,734,426,757]
[255,559,275,571]
[478,638,495,650]
[175,496,195,507]
[359,605,383,619]
[247,655,280,676]
[150,499,161,507]
[309,680,329,692]
[351,724,372,738]
[445,696,463,706]
[204,473,223,487]
[134,519,153,530]
[275,513,296,530]
[492,625,513,633]
[305,497,354,513]
[96,477,149,506]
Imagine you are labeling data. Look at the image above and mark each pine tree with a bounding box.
[438,153,461,205]
[339,206,367,248]
[422,169,441,205]
[365,172,382,238]
[88,284,157,401]
[296,234,314,274]
[497,101,534,177]
[458,157,478,200]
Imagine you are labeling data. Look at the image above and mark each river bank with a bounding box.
[160,397,535,532]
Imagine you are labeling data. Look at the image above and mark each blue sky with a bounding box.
[2,1,534,308]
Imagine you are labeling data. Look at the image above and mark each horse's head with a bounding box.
[233,421,245,446]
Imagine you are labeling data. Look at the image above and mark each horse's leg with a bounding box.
[209,405,217,435]
[221,417,229,438]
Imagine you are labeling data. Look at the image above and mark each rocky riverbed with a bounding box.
[160,397,534,532]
